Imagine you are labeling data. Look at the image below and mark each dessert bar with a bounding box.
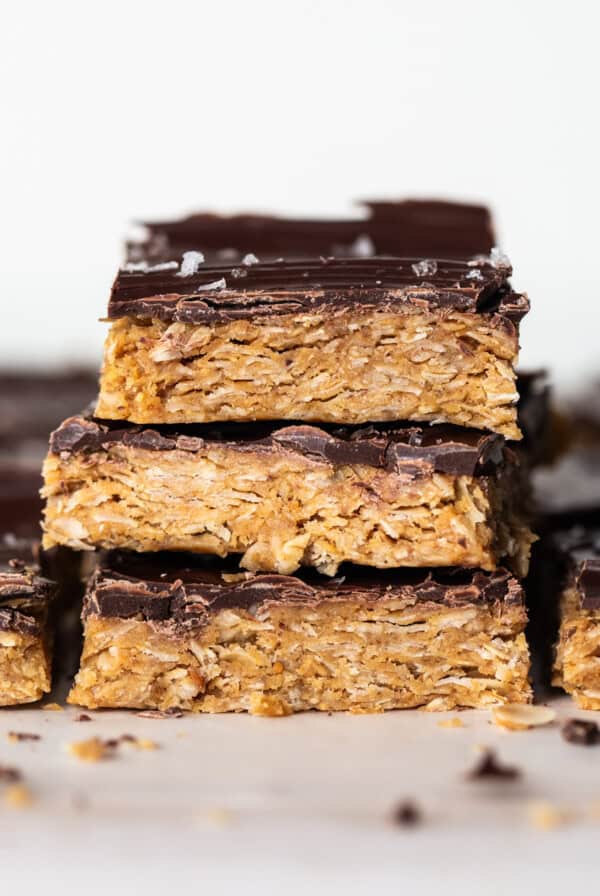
[96,256,528,436]
[68,553,531,714]
[43,416,534,576]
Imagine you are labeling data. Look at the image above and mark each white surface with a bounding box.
[0,695,599,894]
[2,0,600,387]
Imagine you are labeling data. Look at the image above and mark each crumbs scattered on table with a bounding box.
[492,704,556,731]
[4,783,33,808]
[7,732,41,743]
[200,807,234,828]
[68,734,159,762]
[42,703,64,712]
[0,765,22,783]
[75,714,92,722]
[467,749,520,780]
[68,737,112,762]
[391,800,422,827]
[135,709,183,719]
[526,801,570,830]
[561,718,600,746]
[438,717,464,729]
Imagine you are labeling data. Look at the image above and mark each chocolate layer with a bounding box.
[128,199,495,263]
[109,256,528,326]
[0,468,44,538]
[0,369,97,449]
[86,553,523,626]
[552,528,600,610]
[0,559,55,636]
[50,414,509,478]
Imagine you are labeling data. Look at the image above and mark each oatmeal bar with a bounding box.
[43,416,534,576]
[552,528,600,708]
[96,257,529,436]
[0,542,54,705]
[128,199,495,263]
[68,554,531,713]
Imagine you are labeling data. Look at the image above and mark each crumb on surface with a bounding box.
[7,732,41,743]
[4,784,33,808]
[438,717,464,729]
[75,714,92,722]
[561,718,600,746]
[202,807,234,828]
[0,765,22,783]
[527,801,569,830]
[391,800,422,827]
[492,704,556,731]
[467,749,520,780]
[42,703,64,712]
[68,737,115,762]
[68,734,159,762]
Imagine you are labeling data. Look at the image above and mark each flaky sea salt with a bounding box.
[176,251,205,277]
[350,234,375,257]
[465,268,483,281]
[195,278,226,291]
[411,259,438,277]
[231,268,248,279]
[242,253,259,266]
[121,260,179,274]
[489,247,511,269]
[121,261,149,273]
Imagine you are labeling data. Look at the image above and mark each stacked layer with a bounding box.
[529,387,600,702]
[0,538,54,705]
[0,371,96,704]
[42,199,535,713]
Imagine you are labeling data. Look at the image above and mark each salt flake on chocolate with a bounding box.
[411,259,438,277]
[242,253,259,266]
[351,234,375,257]
[490,247,511,269]
[465,268,483,281]
[195,278,226,291]
[121,260,179,274]
[177,251,205,277]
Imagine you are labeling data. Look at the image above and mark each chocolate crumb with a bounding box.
[75,714,92,722]
[391,800,422,826]
[7,732,40,742]
[467,749,520,780]
[135,709,183,719]
[562,718,600,746]
[0,765,22,783]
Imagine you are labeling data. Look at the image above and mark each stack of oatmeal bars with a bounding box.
[40,200,539,714]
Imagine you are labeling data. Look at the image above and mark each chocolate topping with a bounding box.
[84,553,523,626]
[50,414,510,478]
[129,199,496,262]
[552,527,600,609]
[109,256,528,326]
[0,559,55,635]
[0,369,97,448]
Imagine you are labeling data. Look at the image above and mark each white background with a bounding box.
[2,0,599,391]
[2,5,600,893]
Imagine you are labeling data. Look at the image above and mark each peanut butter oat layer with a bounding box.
[43,416,534,576]
[552,528,600,709]
[68,555,531,713]
[0,542,54,706]
[96,256,529,436]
